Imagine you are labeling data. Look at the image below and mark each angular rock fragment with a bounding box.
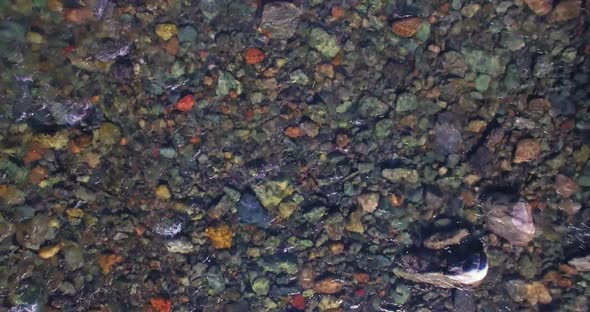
[482,193,535,246]
[260,2,302,40]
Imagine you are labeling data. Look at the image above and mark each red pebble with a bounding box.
[291,294,305,310]
[176,94,195,112]
[355,288,366,297]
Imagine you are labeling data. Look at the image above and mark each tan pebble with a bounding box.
[357,193,379,213]
[313,278,344,294]
[63,8,94,24]
[48,0,63,12]
[38,242,64,259]
[329,243,344,255]
[155,185,171,200]
[513,139,541,163]
[298,265,315,289]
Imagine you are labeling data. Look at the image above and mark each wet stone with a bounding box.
[309,28,340,58]
[260,2,302,40]
[357,96,388,118]
[15,214,53,250]
[382,168,419,184]
[483,193,535,246]
[237,191,273,228]
[62,243,84,271]
[396,93,418,112]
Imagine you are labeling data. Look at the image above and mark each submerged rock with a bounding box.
[237,191,273,228]
[568,255,590,272]
[260,2,302,40]
[482,193,535,246]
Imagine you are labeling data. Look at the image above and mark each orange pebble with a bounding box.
[244,48,265,65]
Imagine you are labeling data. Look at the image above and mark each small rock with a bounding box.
[159,147,176,159]
[358,193,379,213]
[237,191,273,228]
[554,174,579,198]
[260,2,302,40]
[245,48,265,65]
[558,199,582,215]
[382,168,419,184]
[298,265,315,289]
[205,224,233,249]
[549,0,581,22]
[309,28,340,58]
[38,242,63,259]
[345,209,364,234]
[165,239,195,254]
[424,229,470,249]
[216,71,242,97]
[0,214,14,242]
[461,4,481,18]
[155,185,171,200]
[483,193,535,246]
[177,25,198,43]
[396,93,418,112]
[313,278,344,294]
[176,94,195,112]
[15,214,53,250]
[98,254,123,274]
[441,51,467,77]
[523,0,553,16]
[155,24,177,41]
[62,242,84,271]
[568,255,590,272]
[391,17,422,38]
[64,8,94,23]
[0,184,26,205]
[252,277,270,296]
[513,139,541,163]
[357,96,388,118]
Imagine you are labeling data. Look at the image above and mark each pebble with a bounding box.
[554,174,579,198]
[513,139,541,163]
[38,242,63,259]
[568,255,590,272]
[98,254,123,274]
[0,184,26,205]
[396,93,418,112]
[309,28,340,58]
[237,191,273,228]
[484,194,535,246]
[313,277,344,294]
[176,94,195,112]
[358,193,379,213]
[155,185,171,200]
[549,0,581,22]
[62,243,84,271]
[64,8,94,23]
[391,17,422,38]
[205,224,233,249]
[345,210,364,234]
[155,24,177,41]
[0,214,14,242]
[382,168,419,184]
[260,2,302,40]
[244,48,265,65]
[523,0,553,16]
[165,239,195,254]
[461,4,481,18]
[252,277,270,295]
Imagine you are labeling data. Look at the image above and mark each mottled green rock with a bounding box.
[396,93,418,112]
[252,277,270,296]
[62,243,84,271]
[415,22,431,42]
[303,206,326,223]
[382,168,419,184]
[252,180,295,210]
[290,69,310,85]
[216,71,242,96]
[159,147,177,159]
[357,96,388,117]
[309,28,340,58]
[475,74,491,92]
[462,48,509,77]
[375,119,394,138]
